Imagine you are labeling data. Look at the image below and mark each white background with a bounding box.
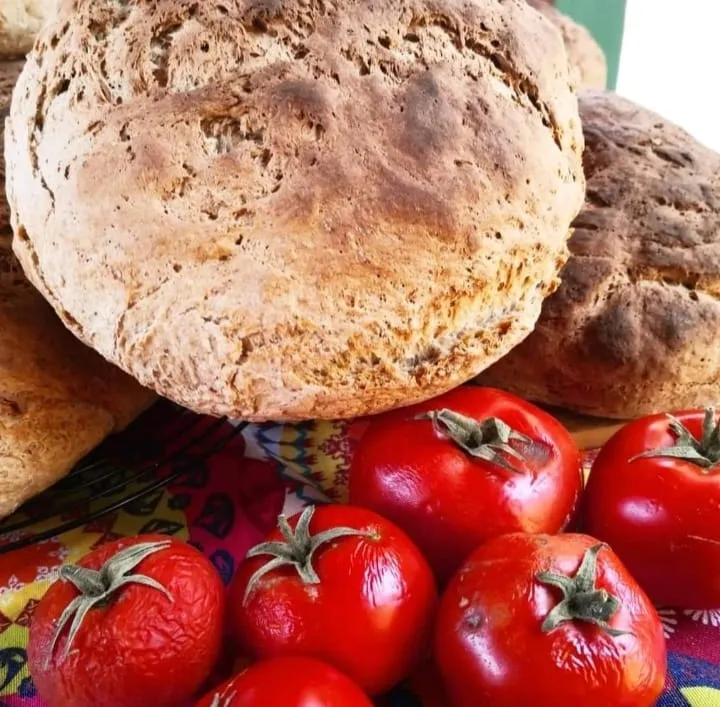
[617,0,720,152]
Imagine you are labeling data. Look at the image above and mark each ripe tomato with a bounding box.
[349,386,583,583]
[228,504,437,696]
[584,407,720,608]
[194,657,372,706]
[29,534,225,707]
[435,533,666,707]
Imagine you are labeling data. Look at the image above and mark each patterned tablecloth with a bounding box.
[1,408,719,706]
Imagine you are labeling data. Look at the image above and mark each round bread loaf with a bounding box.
[527,0,606,89]
[0,1,55,57]
[480,90,720,419]
[6,0,584,421]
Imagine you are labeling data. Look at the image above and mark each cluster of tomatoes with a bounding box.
[27,387,720,707]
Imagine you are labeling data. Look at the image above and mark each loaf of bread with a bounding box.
[480,90,720,419]
[5,0,585,422]
[0,0,55,57]
[527,0,607,89]
[0,61,155,519]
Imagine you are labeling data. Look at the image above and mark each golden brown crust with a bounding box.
[0,62,155,518]
[0,0,55,58]
[480,90,720,419]
[527,0,606,89]
[6,0,584,421]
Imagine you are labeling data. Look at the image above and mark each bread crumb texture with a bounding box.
[6,0,584,421]
[481,90,720,419]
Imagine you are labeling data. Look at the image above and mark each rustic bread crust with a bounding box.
[527,0,607,89]
[6,0,584,421]
[0,0,55,58]
[480,90,720,419]
[0,61,155,518]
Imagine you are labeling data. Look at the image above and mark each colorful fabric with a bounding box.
[0,412,719,706]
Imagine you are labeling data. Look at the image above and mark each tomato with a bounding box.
[194,657,372,706]
[28,534,225,707]
[349,387,583,584]
[228,504,437,695]
[435,533,666,707]
[584,407,720,608]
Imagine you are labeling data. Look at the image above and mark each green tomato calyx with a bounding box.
[46,540,174,666]
[633,407,720,470]
[242,504,370,604]
[536,544,627,637]
[418,408,534,474]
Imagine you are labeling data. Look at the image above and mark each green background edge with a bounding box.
[556,0,628,89]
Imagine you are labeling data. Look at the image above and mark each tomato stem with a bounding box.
[632,407,720,470]
[242,505,370,604]
[418,408,533,474]
[47,540,174,666]
[210,690,237,707]
[536,544,627,637]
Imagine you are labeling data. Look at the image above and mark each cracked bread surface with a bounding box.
[527,0,606,89]
[0,60,155,518]
[480,90,720,419]
[6,0,584,422]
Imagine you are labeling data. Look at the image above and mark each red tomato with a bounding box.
[194,657,373,706]
[584,408,720,608]
[228,504,437,696]
[29,534,225,707]
[349,387,583,583]
[435,533,666,707]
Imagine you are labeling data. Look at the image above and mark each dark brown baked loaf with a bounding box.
[480,90,720,419]
[527,0,607,89]
[5,0,585,422]
[0,60,155,518]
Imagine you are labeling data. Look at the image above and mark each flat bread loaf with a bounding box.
[5,0,585,421]
[0,0,55,57]
[0,61,155,518]
[480,90,720,419]
[527,1,607,89]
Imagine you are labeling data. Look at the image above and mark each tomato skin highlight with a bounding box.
[435,533,666,707]
[194,657,373,706]
[228,504,438,696]
[28,534,225,707]
[350,387,583,584]
[584,409,720,609]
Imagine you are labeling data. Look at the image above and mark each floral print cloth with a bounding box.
[0,406,719,706]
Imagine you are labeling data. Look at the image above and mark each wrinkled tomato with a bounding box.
[228,504,437,696]
[435,533,666,707]
[29,534,225,707]
[350,387,582,583]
